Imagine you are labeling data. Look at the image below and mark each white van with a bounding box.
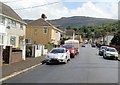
[65,39,80,54]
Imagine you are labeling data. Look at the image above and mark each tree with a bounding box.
[66,26,71,30]
[111,30,120,46]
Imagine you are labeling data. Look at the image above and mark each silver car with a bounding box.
[103,47,118,60]
[46,48,70,64]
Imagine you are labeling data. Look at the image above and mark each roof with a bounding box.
[65,30,75,36]
[1,2,25,23]
[65,39,79,44]
[28,18,63,32]
[28,18,50,26]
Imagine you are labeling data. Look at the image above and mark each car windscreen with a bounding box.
[107,48,117,52]
[62,45,74,49]
[50,49,65,53]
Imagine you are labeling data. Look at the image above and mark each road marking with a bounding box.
[0,63,42,82]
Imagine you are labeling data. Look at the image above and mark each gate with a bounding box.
[3,46,12,64]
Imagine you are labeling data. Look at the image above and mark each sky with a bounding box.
[1,0,120,20]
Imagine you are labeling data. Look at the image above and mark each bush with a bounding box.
[26,48,31,57]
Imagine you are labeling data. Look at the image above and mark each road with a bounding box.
[3,44,118,83]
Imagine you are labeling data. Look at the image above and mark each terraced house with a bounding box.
[0,2,26,48]
[0,2,26,64]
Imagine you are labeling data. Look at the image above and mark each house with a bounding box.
[0,2,26,63]
[26,16,63,46]
[64,30,75,39]
[95,33,114,46]
[0,2,26,48]
[105,34,114,46]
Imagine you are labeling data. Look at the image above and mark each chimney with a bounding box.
[41,14,47,20]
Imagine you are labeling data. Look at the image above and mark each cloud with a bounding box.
[2,0,118,20]
[69,1,112,18]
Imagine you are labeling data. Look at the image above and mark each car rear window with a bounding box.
[62,45,74,49]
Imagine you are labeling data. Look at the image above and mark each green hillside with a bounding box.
[48,16,116,28]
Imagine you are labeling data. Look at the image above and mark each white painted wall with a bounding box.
[0,25,6,33]
[55,32,61,45]
[35,45,42,57]
[105,35,114,45]
[33,45,48,57]
[1,15,26,60]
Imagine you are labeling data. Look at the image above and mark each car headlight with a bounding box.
[115,54,118,57]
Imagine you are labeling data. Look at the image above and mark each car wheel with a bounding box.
[115,57,118,60]
[103,55,106,59]
[72,55,75,58]
[64,57,68,64]
[46,62,50,65]
[68,58,70,61]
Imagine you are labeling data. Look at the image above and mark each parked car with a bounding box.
[45,48,70,64]
[62,45,76,58]
[81,44,85,47]
[99,46,107,56]
[91,43,96,47]
[103,47,118,60]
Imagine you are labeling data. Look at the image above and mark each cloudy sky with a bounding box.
[1,0,120,20]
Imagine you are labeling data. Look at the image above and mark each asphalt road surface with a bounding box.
[3,44,118,83]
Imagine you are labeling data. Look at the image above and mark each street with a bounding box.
[3,44,118,83]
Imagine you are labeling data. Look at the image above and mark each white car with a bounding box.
[103,47,118,60]
[46,48,70,64]
[99,46,108,56]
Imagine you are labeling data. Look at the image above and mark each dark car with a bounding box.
[91,44,96,47]
[81,44,85,47]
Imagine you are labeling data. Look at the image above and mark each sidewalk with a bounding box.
[2,55,45,78]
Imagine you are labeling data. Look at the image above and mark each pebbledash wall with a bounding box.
[0,2,2,85]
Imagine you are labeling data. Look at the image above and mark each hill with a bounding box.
[24,16,116,28]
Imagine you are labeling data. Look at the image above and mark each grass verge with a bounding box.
[118,54,120,60]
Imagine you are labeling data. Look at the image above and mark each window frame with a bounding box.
[43,27,48,34]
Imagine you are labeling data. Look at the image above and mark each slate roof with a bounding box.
[65,30,75,36]
[1,2,24,23]
[28,18,63,32]
[28,18,50,26]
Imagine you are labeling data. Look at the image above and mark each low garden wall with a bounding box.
[10,50,22,64]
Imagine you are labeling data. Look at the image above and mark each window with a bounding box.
[0,16,5,25]
[34,29,38,34]
[0,34,4,44]
[0,15,2,24]
[10,36,16,46]
[7,19,11,26]
[2,35,4,44]
[20,24,23,30]
[25,38,32,44]
[11,20,16,27]
[43,27,48,34]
